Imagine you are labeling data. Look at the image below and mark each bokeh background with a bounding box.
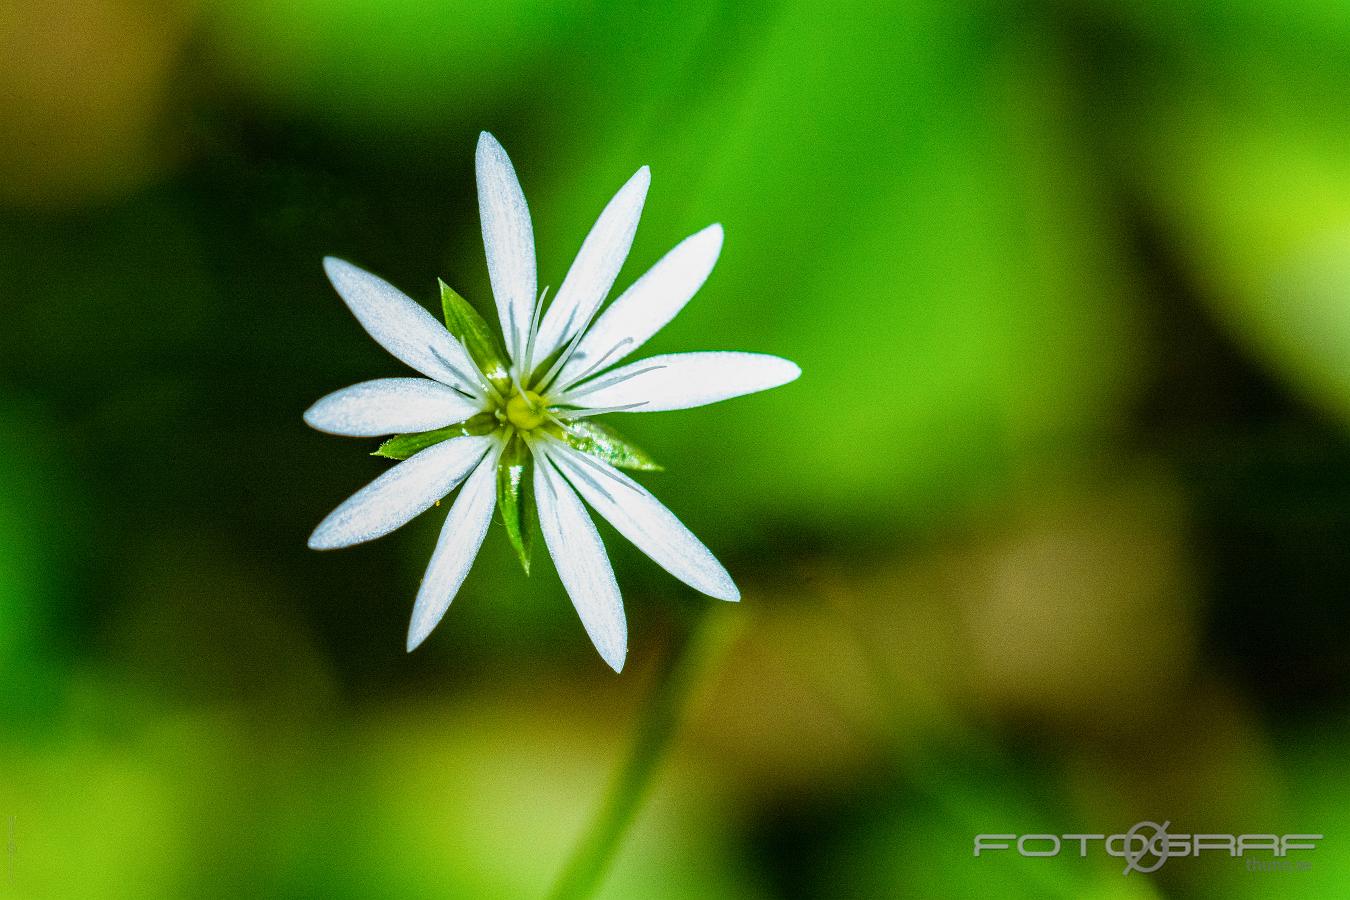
[2,0,1349,896]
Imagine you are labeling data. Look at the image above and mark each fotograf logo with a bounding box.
[973,822,1321,876]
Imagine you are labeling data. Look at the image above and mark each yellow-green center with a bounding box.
[505,390,547,431]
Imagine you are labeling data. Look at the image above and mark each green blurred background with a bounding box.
[1,0,1348,896]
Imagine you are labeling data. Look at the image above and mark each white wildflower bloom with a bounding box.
[306,131,800,671]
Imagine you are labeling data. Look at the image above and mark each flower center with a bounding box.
[505,390,547,431]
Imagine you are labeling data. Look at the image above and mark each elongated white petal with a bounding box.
[533,167,650,368]
[323,258,482,394]
[533,449,626,671]
[304,378,482,437]
[562,351,800,412]
[406,442,502,651]
[555,224,723,389]
[476,132,537,363]
[308,435,491,550]
[544,442,738,601]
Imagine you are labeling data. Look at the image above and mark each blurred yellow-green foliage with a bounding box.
[1,0,1349,897]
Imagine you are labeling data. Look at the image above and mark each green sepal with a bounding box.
[496,434,535,575]
[373,412,498,460]
[559,420,663,472]
[439,280,511,392]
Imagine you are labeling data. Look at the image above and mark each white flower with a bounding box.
[305,131,800,671]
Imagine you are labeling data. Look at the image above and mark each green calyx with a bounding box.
[376,414,662,471]
[373,412,498,460]
[496,433,535,574]
[557,420,662,472]
[439,280,511,393]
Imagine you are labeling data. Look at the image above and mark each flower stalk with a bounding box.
[549,608,725,900]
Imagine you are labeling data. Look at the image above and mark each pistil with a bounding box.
[505,390,548,430]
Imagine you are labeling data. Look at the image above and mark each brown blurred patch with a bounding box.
[1061,678,1285,898]
[955,470,1200,733]
[0,0,197,207]
[1063,677,1284,828]
[679,464,1204,802]
[681,593,886,801]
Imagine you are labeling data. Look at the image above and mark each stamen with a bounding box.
[562,457,619,503]
[521,285,550,380]
[522,433,558,497]
[552,401,649,419]
[431,346,497,402]
[533,287,614,393]
[535,437,620,504]
[481,373,505,405]
[552,437,641,498]
[534,316,592,394]
[553,363,666,405]
[554,337,635,393]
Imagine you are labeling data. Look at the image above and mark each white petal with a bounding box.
[543,442,738,601]
[308,435,492,550]
[323,258,482,394]
[532,167,650,368]
[476,132,537,363]
[561,352,801,412]
[304,378,483,437]
[555,224,723,389]
[406,442,502,651]
[534,449,627,671]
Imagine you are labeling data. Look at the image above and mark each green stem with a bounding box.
[548,610,721,900]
